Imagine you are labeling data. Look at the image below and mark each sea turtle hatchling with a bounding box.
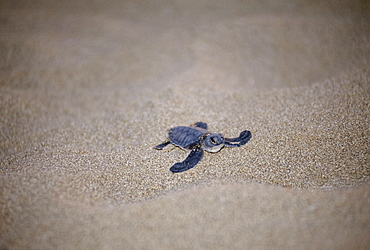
[154,122,252,173]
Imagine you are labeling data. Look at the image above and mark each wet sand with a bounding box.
[1,0,369,249]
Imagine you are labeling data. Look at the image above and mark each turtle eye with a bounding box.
[211,137,217,144]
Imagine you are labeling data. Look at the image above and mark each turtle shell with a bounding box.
[169,126,208,149]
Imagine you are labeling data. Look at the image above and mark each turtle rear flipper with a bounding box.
[154,141,171,150]
[170,148,204,173]
[225,130,252,147]
[193,121,208,130]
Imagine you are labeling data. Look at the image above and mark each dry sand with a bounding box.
[1,0,369,249]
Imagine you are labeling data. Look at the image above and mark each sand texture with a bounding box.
[1,0,369,249]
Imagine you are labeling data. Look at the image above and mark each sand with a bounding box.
[1,0,369,249]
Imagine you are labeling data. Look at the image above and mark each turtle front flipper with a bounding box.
[193,122,208,130]
[154,141,171,150]
[170,147,204,173]
[225,130,252,147]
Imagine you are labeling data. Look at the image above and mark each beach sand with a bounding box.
[1,0,369,248]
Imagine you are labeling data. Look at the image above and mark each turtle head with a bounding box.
[203,133,225,152]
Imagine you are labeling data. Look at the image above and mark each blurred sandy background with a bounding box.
[1,0,369,249]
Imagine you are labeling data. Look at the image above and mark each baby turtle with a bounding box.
[154,122,252,173]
